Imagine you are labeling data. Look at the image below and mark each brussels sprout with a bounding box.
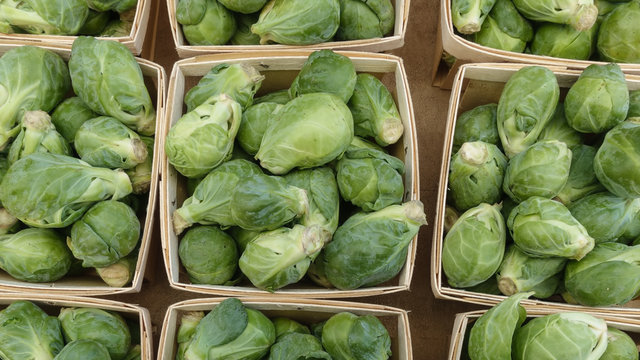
[237,102,282,155]
[59,308,131,360]
[537,105,583,149]
[474,0,533,52]
[95,251,137,287]
[336,0,394,40]
[325,201,427,290]
[569,192,640,244]
[0,153,132,228]
[51,97,98,143]
[87,0,136,12]
[99,19,131,37]
[310,321,325,341]
[285,167,340,234]
[0,301,65,359]
[442,203,505,288]
[254,89,290,105]
[452,104,498,153]
[467,276,501,295]
[508,197,594,259]
[629,90,640,118]
[8,110,71,164]
[78,9,112,35]
[451,0,497,34]
[251,0,340,45]
[289,50,357,103]
[449,142,507,211]
[269,332,331,360]
[0,46,70,150]
[349,73,403,146]
[179,226,238,285]
[597,0,640,63]
[512,0,598,30]
[0,0,89,35]
[306,251,334,288]
[257,93,354,174]
[54,340,111,360]
[497,66,560,158]
[531,23,596,60]
[219,0,267,13]
[594,119,640,198]
[126,136,153,194]
[554,145,603,205]
[601,327,639,360]
[467,292,532,360]
[166,95,241,178]
[178,0,236,45]
[228,226,260,253]
[497,245,567,298]
[231,13,261,45]
[0,208,19,236]
[272,318,310,339]
[123,344,141,360]
[513,312,608,359]
[444,205,460,233]
[596,0,625,17]
[322,312,391,360]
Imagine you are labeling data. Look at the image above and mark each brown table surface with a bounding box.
[107,0,485,358]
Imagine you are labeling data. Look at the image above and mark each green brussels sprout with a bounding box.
[231,13,261,45]
[228,226,260,253]
[595,0,625,17]
[348,73,403,146]
[554,145,604,206]
[0,0,89,35]
[285,167,340,234]
[59,308,131,360]
[442,203,505,288]
[0,208,20,236]
[497,66,560,158]
[87,0,136,12]
[310,321,325,341]
[272,318,310,339]
[0,46,70,150]
[95,251,137,287]
[237,102,282,155]
[449,141,507,211]
[78,10,112,35]
[289,50,357,103]
[123,344,141,360]
[254,89,291,105]
[8,110,71,164]
[166,95,241,178]
[629,89,640,118]
[508,197,594,259]
[0,153,132,228]
[69,36,156,136]
[54,340,111,360]
[51,97,98,143]
[179,226,238,285]
[269,332,331,360]
[336,0,394,40]
[537,105,583,149]
[594,119,640,198]
[597,0,640,63]
[452,104,498,153]
[467,292,532,360]
[178,0,236,45]
[257,93,354,174]
[219,0,267,13]
[473,0,533,53]
[512,0,598,30]
[251,0,340,45]
[451,0,497,34]
[497,245,567,298]
[443,205,460,233]
[601,327,639,360]
[176,312,203,360]
[99,18,131,37]
[324,201,427,290]
[502,140,572,202]
[0,301,65,359]
[322,312,391,360]
[569,192,640,244]
[531,23,597,60]
[306,251,334,288]
[126,136,153,194]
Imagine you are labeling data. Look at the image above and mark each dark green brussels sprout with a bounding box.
[0,46,70,150]
[219,0,267,13]
[237,102,282,155]
[569,192,640,244]
[231,13,261,45]
[594,119,640,198]
[87,0,136,12]
[497,66,559,158]
[0,0,89,35]
[451,0,497,34]
[166,95,241,178]
[322,312,391,360]
[601,327,639,360]
[336,0,394,40]
[531,23,596,60]
[251,0,340,45]
[449,141,507,211]
[285,167,340,234]
[325,201,427,290]
[254,89,290,105]
[289,50,357,103]
[178,0,236,45]
[272,318,310,339]
[537,105,582,149]
[554,145,604,205]
[349,73,403,146]
[629,90,640,118]
[0,301,64,359]
[310,321,325,341]
[179,226,238,285]
[59,308,131,360]
[597,0,640,63]
[257,93,354,175]
[51,97,98,143]
[123,344,141,360]
[473,0,533,52]
[54,339,111,360]
[512,0,598,30]
[78,10,112,35]
[69,36,156,136]
[269,332,331,360]
[8,110,71,164]
[306,251,334,288]
[126,136,153,194]
[95,251,137,287]
[452,104,498,153]
[497,245,567,298]
[442,203,505,288]
[99,19,131,37]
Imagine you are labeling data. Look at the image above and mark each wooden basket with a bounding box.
[0,41,166,295]
[0,0,152,55]
[166,0,411,58]
[0,293,153,359]
[161,51,419,298]
[431,62,640,313]
[158,297,412,360]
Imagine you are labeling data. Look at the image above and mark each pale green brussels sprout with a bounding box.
[99,18,131,37]
[272,318,310,339]
[565,242,640,306]
[165,95,241,178]
[289,50,357,103]
[629,90,640,117]
[569,192,640,244]
[324,201,427,290]
[513,312,608,359]
[0,46,70,150]
[78,9,111,35]
[503,140,572,202]
[237,102,282,155]
[336,0,395,40]
[126,136,153,194]
[178,0,236,45]
[0,301,65,360]
[184,63,263,112]
[0,0,89,34]
[251,0,340,45]
[0,153,132,228]
[87,0,136,12]
[497,66,560,158]
[473,0,533,53]
[449,141,507,211]
[307,251,334,288]
[257,93,354,174]
[231,13,261,45]
[228,226,260,252]
[269,333,331,360]
[531,23,597,60]
[442,203,505,288]
[554,144,603,205]
[565,63,629,133]
[51,97,98,143]
[512,0,598,30]
[594,119,640,198]
[452,104,498,153]
[537,105,583,149]
[69,36,156,136]
[0,228,72,282]
[254,89,290,105]
[219,0,267,13]
[451,0,497,34]
[497,245,567,299]
[508,197,594,259]
[348,73,403,146]
[54,340,111,360]
[467,292,532,360]
[8,110,71,164]
[95,250,137,287]
[285,167,340,234]
[597,0,640,63]
[59,308,131,360]
[601,327,639,360]
[179,226,238,285]
[175,312,204,360]
[322,312,391,360]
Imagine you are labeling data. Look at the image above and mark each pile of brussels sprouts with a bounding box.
[442,63,640,307]
[176,0,396,46]
[451,0,640,63]
[0,37,156,287]
[0,300,142,360]
[175,298,392,360]
[166,49,426,293]
[0,0,138,37]
[465,293,639,359]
